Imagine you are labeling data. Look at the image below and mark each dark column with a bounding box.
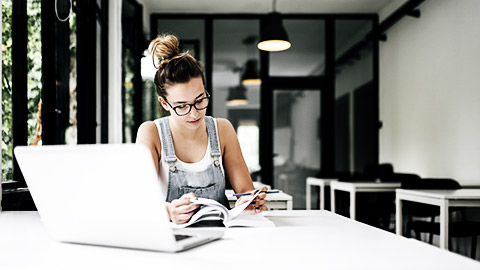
[259,16,273,187]
[12,0,28,185]
[41,0,57,145]
[321,18,335,176]
[76,0,97,144]
[100,0,109,143]
[205,18,213,116]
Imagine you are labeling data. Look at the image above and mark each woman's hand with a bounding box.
[166,193,200,224]
[235,186,268,214]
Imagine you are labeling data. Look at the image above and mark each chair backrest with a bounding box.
[401,178,461,190]
[383,173,421,184]
[363,163,394,177]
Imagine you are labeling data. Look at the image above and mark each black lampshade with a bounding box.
[241,59,261,85]
[257,12,291,52]
[226,85,248,106]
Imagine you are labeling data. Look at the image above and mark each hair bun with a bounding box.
[148,34,181,68]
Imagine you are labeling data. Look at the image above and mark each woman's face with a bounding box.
[159,77,208,130]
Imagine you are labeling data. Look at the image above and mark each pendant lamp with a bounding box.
[257,0,291,52]
[241,59,261,86]
[241,36,261,85]
[226,85,248,106]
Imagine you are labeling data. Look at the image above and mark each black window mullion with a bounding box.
[100,0,109,143]
[131,2,143,142]
[11,0,28,186]
[322,18,335,175]
[76,0,97,144]
[55,11,71,145]
[205,17,213,116]
[41,0,57,145]
[259,15,273,187]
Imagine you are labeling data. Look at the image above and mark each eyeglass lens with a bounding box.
[174,97,209,116]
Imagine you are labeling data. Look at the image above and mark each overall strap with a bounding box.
[158,117,177,171]
[204,116,221,167]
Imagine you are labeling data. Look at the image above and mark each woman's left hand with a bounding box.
[235,186,268,214]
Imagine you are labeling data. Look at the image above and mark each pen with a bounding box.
[232,190,280,196]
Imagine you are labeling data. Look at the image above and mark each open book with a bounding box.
[172,191,275,228]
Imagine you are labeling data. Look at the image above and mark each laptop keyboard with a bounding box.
[175,234,193,241]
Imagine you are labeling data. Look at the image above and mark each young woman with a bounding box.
[136,34,267,224]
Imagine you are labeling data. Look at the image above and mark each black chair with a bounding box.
[402,178,480,259]
[345,164,398,231]
[363,163,394,181]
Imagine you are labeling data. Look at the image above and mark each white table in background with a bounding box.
[396,188,480,250]
[306,177,337,210]
[330,181,401,220]
[225,189,293,210]
[1,211,480,269]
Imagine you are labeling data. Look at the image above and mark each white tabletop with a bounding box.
[225,189,293,201]
[396,188,480,199]
[331,181,401,189]
[1,211,479,270]
[395,188,480,249]
[306,177,337,185]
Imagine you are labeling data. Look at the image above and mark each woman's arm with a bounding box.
[136,121,161,175]
[217,118,267,213]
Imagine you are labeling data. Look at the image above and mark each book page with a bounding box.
[227,191,259,218]
[172,198,229,229]
[171,191,262,228]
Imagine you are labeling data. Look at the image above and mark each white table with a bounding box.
[396,188,480,250]
[306,177,337,210]
[225,189,293,210]
[1,211,479,269]
[330,181,401,220]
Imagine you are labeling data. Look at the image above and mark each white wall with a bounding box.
[379,0,480,186]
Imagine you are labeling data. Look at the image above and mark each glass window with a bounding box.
[212,19,260,117]
[1,0,43,181]
[269,19,325,76]
[154,19,205,63]
[65,13,77,144]
[2,0,13,181]
[273,90,321,208]
[213,19,261,175]
[122,47,136,143]
[26,0,42,146]
[334,19,374,173]
[237,121,260,173]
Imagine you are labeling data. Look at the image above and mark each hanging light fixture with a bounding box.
[240,36,261,85]
[226,85,248,106]
[257,0,291,52]
[241,59,261,85]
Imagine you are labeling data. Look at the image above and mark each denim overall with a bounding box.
[158,116,228,207]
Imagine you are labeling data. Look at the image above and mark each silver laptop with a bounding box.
[14,143,224,252]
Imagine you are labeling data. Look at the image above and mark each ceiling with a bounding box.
[138,0,409,115]
[140,0,404,15]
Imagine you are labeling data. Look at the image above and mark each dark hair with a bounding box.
[148,34,205,97]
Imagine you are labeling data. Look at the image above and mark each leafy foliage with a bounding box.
[2,0,13,181]
[2,0,42,181]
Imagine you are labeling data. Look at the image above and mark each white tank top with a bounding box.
[153,117,224,194]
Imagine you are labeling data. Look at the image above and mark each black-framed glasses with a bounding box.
[163,92,211,116]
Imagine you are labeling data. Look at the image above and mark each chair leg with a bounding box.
[415,230,421,241]
[428,216,435,244]
[471,235,477,260]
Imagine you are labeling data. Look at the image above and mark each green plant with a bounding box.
[1,0,42,181]
[2,0,13,181]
